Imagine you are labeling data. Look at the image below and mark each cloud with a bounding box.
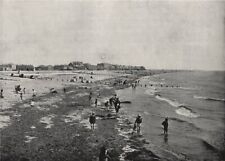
[0,0,224,70]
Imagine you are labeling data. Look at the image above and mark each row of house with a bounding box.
[96,63,145,70]
[1,62,146,71]
[0,64,34,71]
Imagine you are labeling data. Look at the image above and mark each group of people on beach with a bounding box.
[89,94,122,130]
[1,85,37,101]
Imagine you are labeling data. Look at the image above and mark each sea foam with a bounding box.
[194,95,225,102]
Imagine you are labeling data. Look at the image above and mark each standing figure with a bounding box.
[89,93,92,102]
[105,101,109,110]
[0,89,3,98]
[99,146,111,161]
[109,97,113,106]
[115,104,121,114]
[135,114,142,133]
[95,99,98,107]
[23,88,26,94]
[63,87,66,93]
[20,92,23,100]
[162,118,168,134]
[89,112,96,130]
[32,89,36,97]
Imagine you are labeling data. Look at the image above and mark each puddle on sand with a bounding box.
[38,96,62,106]
[25,135,37,143]
[63,112,81,123]
[119,145,137,161]
[31,125,36,129]
[0,101,13,110]
[75,93,89,97]
[0,115,11,129]
[40,114,56,128]
[36,105,50,111]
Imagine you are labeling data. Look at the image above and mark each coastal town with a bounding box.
[0,62,146,71]
[1,0,224,161]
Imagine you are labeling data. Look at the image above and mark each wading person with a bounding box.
[89,112,96,130]
[99,145,111,161]
[162,118,168,134]
[135,114,142,133]
[115,104,121,114]
[0,89,3,98]
[89,93,92,102]
[32,89,36,97]
[109,97,113,106]
[20,92,23,100]
[23,88,26,94]
[95,99,98,107]
[105,101,109,110]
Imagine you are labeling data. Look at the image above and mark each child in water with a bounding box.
[134,114,142,134]
[162,118,168,134]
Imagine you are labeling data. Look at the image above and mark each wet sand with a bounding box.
[0,70,159,161]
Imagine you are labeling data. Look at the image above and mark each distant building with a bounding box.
[0,64,16,71]
[68,61,85,70]
[16,64,34,71]
[97,63,112,70]
[83,63,97,70]
[35,65,54,71]
[53,65,68,70]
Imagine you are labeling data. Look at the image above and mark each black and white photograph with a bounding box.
[0,0,225,161]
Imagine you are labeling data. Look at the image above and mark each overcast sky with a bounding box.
[0,0,224,70]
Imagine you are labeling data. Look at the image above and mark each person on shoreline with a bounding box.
[115,104,121,114]
[0,89,3,98]
[63,87,66,93]
[95,99,98,107]
[105,101,109,110]
[89,92,92,102]
[89,112,96,130]
[135,114,142,134]
[109,97,113,106]
[162,118,168,134]
[99,145,111,161]
[23,88,26,94]
[30,99,35,107]
[20,92,23,100]
[32,89,36,98]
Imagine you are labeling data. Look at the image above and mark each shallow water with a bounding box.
[117,71,225,161]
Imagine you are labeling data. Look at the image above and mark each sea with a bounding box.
[117,71,225,161]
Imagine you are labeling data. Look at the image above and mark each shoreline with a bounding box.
[0,71,160,161]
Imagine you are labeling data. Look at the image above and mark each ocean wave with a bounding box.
[155,95,181,108]
[179,87,196,90]
[200,139,218,152]
[175,106,199,118]
[145,88,158,96]
[155,95,199,118]
[194,95,225,102]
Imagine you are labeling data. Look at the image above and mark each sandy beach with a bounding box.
[0,70,158,161]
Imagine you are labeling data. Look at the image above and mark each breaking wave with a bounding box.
[155,95,181,108]
[175,106,199,118]
[155,95,199,118]
[194,95,225,102]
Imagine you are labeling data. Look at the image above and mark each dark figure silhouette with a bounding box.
[99,146,110,161]
[95,99,98,107]
[0,89,3,98]
[135,115,142,133]
[89,113,96,130]
[162,118,168,134]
